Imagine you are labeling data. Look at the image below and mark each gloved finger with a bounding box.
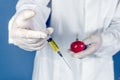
[13,38,47,48]
[22,39,47,48]
[13,10,35,28]
[11,28,47,39]
[83,34,102,45]
[67,49,75,56]
[20,38,45,44]
[83,36,93,45]
[15,10,35,26]
[72,43,97,58]
[46,27,54,35]
[17,41,47,51]
[72,51,88,59]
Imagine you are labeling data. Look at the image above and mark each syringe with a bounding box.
[47,38,71,70]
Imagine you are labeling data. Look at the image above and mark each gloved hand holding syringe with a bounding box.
[9,10,71,70]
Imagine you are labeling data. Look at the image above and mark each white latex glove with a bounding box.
[68,34,102,59]
[9,9,54,51]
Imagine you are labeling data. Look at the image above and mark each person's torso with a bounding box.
[33,0,119,80]
[49,0,118,51]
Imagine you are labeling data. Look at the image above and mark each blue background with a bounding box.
[0,0,120,80]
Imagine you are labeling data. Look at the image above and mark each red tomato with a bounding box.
[70,41,86,53]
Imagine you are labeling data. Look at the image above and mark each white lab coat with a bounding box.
[9,0,120,80]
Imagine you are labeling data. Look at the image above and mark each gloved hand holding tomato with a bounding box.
[68,34,102,59]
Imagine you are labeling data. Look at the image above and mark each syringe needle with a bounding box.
[62,56,72,70]
[57,51,72,70]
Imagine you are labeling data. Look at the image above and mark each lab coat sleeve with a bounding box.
[8,0,51,44]
[95,2,120,57]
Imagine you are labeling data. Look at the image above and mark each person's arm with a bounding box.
[8,0,53,51]
[95,2,120,57]
[68,2,120,58]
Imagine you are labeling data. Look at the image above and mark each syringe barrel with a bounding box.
[47,38,60,52]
